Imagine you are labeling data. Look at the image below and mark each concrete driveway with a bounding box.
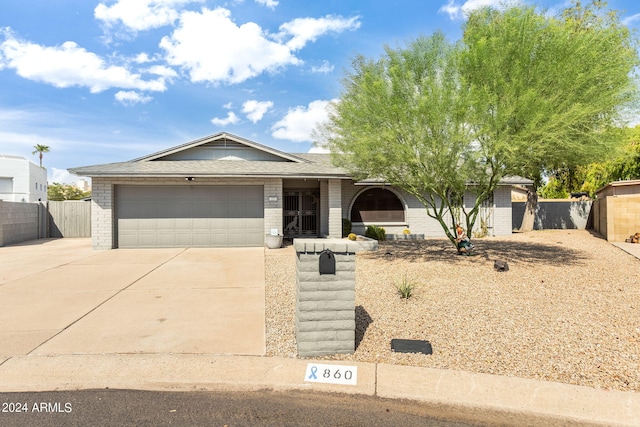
[0,239,265,358]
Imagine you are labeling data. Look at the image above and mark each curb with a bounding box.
[0,354,638,426]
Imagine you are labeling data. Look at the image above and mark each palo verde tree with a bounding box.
[316,33,478,245]
[462,2,638,230]
[317,1,638,247]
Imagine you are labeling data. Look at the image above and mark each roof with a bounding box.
[68,132,534,186]
[595,179,640,195]
[69,133,350,179]
[130,132,309,164]
[69,159,350,179]
[0,154,26,160]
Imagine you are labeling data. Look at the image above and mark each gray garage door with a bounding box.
[116,185,264,248]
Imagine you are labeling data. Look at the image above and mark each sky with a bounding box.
[1,0,640,184]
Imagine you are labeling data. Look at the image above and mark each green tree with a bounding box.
[462,2,638,230]
[47,183,91,201]
[32,144,50,168]
[317,33,477,245]
[316,1,638,247]
[580,125,640,195]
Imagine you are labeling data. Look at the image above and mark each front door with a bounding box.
[283,190,318,237]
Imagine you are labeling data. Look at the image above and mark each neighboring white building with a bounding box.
[77,179,92,192]
[0,154,48,202]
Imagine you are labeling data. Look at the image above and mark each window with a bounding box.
[351,188,404,222]
[35,182,38,190]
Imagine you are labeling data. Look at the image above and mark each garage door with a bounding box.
[116,185,264,248]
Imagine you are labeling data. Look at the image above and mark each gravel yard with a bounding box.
[265,230,640,392]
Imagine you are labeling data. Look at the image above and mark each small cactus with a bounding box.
[403,229,411,234]
[348,233,357,241]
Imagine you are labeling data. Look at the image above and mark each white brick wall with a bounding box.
[263,178,283,236]
[319,180,328,236]
[341,180,514,238]
[492,186,513,236]
[328,179,342,238]
[90,176,515,249]
[91,178,114,250]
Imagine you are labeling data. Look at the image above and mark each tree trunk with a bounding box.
[518,190,538,232]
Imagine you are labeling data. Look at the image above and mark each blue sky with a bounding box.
[1,0,639,184]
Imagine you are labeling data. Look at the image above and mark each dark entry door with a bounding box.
[283,190,318,237]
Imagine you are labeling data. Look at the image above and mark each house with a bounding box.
[0,154,48,202]
[69,133,531,249]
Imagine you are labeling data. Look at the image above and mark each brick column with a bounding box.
[294,238,377,357]
[328,179,342,238]
[91,178,114,250]
[264,178,283,236]
[319,180,329,236]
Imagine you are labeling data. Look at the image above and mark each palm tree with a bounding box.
[32,144,50,168]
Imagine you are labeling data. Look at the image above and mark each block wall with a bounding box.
[0,200,46,246]
[606,196,640,242]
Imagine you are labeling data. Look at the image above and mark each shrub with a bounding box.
[342,218,352,237]
[403,229,411,234]
[348,233,357,241]
[395,275,416,300]
[365,225,386,241]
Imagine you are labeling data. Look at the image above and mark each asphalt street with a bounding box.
[0,389,485,427]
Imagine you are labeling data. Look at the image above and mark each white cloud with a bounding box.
[278,15,361,50]
[271,99,334,142]
[255,0,278,9]
[223,102,233,109]
[308,145,330,153]
[51,167,85,185]
[439,0,515,20]
[115,90,153,105]
[94,0,203,32]
[144,64,178,79]
[134,52,154,63]
[242,100,273,123]
[211,111,240,126]
[622,13,640,27]
[0,30,168,93]
[160,7,300,85]
[311,60,334,74]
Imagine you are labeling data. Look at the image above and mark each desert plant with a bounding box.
[403,229,411,234]
[342,218,352,237]
[364,225,386,241]
[395,275,416,300]
[348,233,357,241]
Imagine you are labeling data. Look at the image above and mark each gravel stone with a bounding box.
[265,230,640,392]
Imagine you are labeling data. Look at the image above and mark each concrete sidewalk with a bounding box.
[612,241,640,260]
[0,238,639,426]
[0,354,638,426]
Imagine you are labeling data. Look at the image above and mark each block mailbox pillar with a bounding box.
[294,238,377,357]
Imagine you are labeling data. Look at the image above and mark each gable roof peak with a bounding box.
[130,132,310,163]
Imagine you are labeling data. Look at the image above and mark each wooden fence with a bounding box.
[48,200,91,238]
